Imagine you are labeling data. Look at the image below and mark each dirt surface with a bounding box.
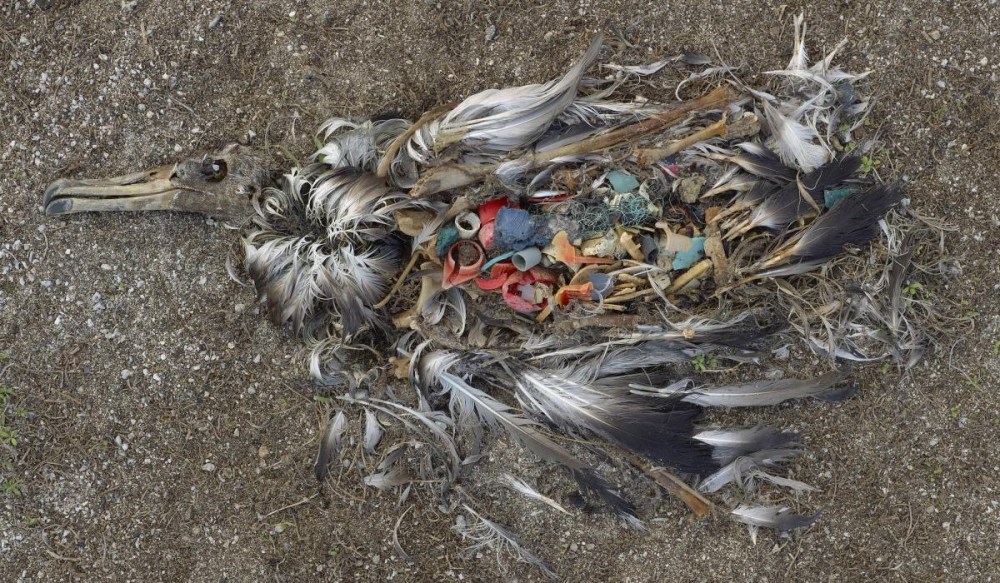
[1,1,999,581]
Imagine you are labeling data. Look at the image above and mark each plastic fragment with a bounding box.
[477,262,516,291]
[587,272,615,299]
[579,230,619,257]
[481,250,515,272]
[655,225,695,253]
[455,211,481,239]
[494,207,550,251]
[608,169,640,193]
[640,235,659,264]
[477,197,516,249]
[671,236,705,270]
[618,231,644,261]
[501,268,556,313]
[548,231,614,266]
[477,197,510,224]
[554,283,594,306]
[442,240,484,288]
[512,247,542,271]
[478,221,496,249]
[824,186,856,209]
[435,222,461,257]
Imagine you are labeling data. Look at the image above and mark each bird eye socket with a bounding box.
[208,159,228,182]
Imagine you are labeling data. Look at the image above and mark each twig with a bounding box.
[259,493,319,520]
[374,251,423,309]
[44,549,81,562]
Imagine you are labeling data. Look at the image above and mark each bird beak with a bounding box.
[44,150,256,221]
[44,165,185,215]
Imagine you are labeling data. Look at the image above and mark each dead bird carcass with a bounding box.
[44,13,946,576]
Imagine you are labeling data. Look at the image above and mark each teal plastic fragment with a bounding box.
[608,170,640,193]
[482,250,515,272]
[671,236,705,270]
[435,222,461,257]
[824,186,857,209]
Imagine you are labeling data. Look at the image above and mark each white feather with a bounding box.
[501,474,570,515]
[363,409,383,453]
[787,13,808,71]
[762,100,829,172]
[427,35,603,155]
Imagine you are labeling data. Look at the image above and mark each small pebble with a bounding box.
[202,462,216,472]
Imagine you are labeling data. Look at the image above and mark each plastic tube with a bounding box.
[511,247,542,271]
[455,211,481,239]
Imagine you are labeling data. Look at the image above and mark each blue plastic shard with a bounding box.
[608,170,640,193]
[588,273,615,300]
[640,234,659,264]
[671,236,705,270]
[824,186,857,209]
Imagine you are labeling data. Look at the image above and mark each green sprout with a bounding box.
[902,281,924,297]
[1,478,22,497]
[691,354,718,373]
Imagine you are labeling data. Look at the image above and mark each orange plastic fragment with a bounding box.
[554,282,594,306]
[550,231,614,266]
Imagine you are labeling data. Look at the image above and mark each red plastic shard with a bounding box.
[501,267,556,313]
[476,262,516,291]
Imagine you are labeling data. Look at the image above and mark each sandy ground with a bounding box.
[1,1,999,581]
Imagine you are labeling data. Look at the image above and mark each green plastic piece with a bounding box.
[608,170,640,193]
[824,187,857,209]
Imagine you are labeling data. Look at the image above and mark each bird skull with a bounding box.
[44,144,271,222]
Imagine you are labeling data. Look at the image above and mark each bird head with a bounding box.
[44,144,272,222]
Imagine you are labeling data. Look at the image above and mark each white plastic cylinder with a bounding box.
[455,212,482,239]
